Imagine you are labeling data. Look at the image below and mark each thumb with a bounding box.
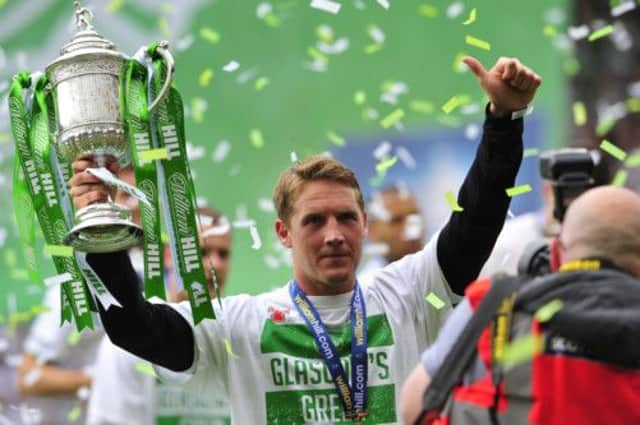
[462,56,486,79]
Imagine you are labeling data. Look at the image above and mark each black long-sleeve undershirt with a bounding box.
[437,108,523,294]
[87,108,523,371]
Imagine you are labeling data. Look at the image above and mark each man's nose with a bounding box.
[324,218,345,246]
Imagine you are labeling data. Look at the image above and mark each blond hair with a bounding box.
[273,155,364,223]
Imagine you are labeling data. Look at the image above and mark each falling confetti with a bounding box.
[572,101,587,126]
[534,299,563,322]
[327,131,346,146]
[611,169,628,187]
[310,0,341,15]
[380,108,404,129]
[199,27,221,44]
[600,140,627,161]
[505,184,533,197]
[588,25,614,42]
[250,129,265,149]
[465,35,491,51]
[462,8,477,25]
[139,148,169,162]
[425,292,446,309]
[223,61,240,72]
[445,190,464,212]
[44,245,74,258]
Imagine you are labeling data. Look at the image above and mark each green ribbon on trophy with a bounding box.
[147,44,215,323]
[121,58,166,301]
[9,73,95,330]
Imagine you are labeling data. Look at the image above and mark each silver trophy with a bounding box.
[46,2,174,253]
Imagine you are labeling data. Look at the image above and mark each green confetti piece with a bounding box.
[191,97,206,124]
[573,101,587,126]
[523,148,540,158]
[224,338,239,358]
[255,77,270,91]
[369,173,385,188]
[316,25,334,43]
[625,154,640,168]
[452,52,468,73]
[327,131,346,146]
[626,97,640,113]
[462,8,477,25]
[44,244,74,257]
[353,91,366,105]
[500,334,544,367]
[612,169,628,187]
[543,25,558,37]
[444,190,463,212]
[67,404,81,423]
[198,68,214,87]
[425,292,446,310]
[505,184,533,197]
[417,3,439,17]
[158,16,171,38]
[465,35,491,51]
[161,232,170,244]
[10,269,29,280]
[588,25,614,42]
[30,305,49,316]
[563,57,581,77]
[410,100,435,114]
[4,249,16,267]
[437,114,462,127]
[105,0,125,13]
[250,129,264,149]
[600,139,627,161]
[376,156,398,173]
[307,46,328,63]
[135,362,158,377]
[264,13,281,28]
[0,132,10,143]
[67,330,81,346]
[9,312,30,325]
[534,299,563,322]
[199,27,220,44]
[380,108,405,129]
[596,117,616,136]
[139,148,169,162]
[441,95,470,114]
[365,43,384,54]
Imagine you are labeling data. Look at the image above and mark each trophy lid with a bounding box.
[48,1,122,69]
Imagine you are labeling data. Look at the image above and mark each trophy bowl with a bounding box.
[45,4,173,253]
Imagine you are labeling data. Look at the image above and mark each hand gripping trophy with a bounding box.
[9,1,216,328]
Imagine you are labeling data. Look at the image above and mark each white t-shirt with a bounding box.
[22,285,103,425]
[156,236,456,424]
[87,336,231,425]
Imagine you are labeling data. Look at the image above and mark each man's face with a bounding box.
[368,191,423,262]
[200,230,232,295]
[276,180,368,294]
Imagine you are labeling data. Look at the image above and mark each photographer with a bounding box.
[401,186,640,424]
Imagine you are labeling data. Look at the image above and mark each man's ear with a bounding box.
[275,219,292,248]
[550,237,562,272]
[362,211,369,238]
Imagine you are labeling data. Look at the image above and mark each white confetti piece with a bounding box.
[264,255,280,269]
[233,219,254,229]
[403,214,423,240]
[229,164,241,176]
[507,209,515,219]
[76,386,90,401]
[249,222,262,250]
[0,338,9,353]
[196,197,209,208]
[87,167,151,207]
[611,0,636,17]
[446,1,465,19]
[543,7,565,25]
[460,103,481,115]
[464,123,481,140]
[175,34,195,51]
[186,142,205,160]
[310,0,341,14]
[212,140,231,163]
[258,198,275,212]
[237,68,258,84]
[202,216,231,237]
[199,214,214,226]
[368,25,385,44]
[256,2,273,18]
[376,0,390,10]
[367,194,391,221]
[568,25,589,40]
[44,272,72,288]
[363,242,389,257]
[290,151,299,162]
[611,21,632,52]
[0,227,6,247]
[373,141,392,160]
[223,60,240,72]
[23,368,42,387]
[317,37,350,55]
[629,81,640,97]
[396,146,416,169]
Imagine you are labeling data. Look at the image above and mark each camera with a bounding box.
[539,148,600,223]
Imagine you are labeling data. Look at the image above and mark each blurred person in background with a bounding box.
[402,186,640,425]
[359,186,425,280]
[87,207,233,425]
[15,167,140,425]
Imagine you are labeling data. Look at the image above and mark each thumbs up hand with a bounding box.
[463,56,542,117]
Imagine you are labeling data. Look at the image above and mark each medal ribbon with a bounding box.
[289,281,368,420]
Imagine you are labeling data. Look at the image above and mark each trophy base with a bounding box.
[65,203,143,253]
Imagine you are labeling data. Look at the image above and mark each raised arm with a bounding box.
[69,158,195,372]
[437,56,542,294]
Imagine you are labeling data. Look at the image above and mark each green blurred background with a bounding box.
[0,0,573,318]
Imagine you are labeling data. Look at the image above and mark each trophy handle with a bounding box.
[148,41,175,113]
